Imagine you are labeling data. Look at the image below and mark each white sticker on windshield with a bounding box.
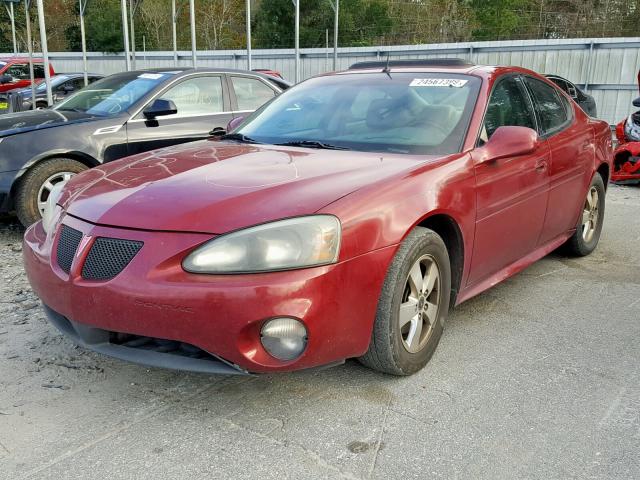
[410,78,468,88]
[138,73,164,80]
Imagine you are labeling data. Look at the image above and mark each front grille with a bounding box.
[81,237,143,280]
[56,225,83,273]
[110,332,216,360]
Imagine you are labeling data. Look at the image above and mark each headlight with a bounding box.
[624,114,640,142]
[41,182,67,234]
[183,215,341,273]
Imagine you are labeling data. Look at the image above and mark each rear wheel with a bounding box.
[15,158,87,226]
[359,227,451,375]
[564,173,605,256]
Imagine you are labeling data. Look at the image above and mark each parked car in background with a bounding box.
[22,61,612,376]
[9,73,104,110]
[0,58,56,113]
[0,57,54,93]
[611,71,640,184]
[545,74,597,117]
[0,67,288,226]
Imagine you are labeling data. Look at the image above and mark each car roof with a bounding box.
[340,62,544,82]
[128,67,279,76]
[107,67,290,89]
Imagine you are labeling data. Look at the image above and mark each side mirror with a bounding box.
[209,126,226,137]
[476,126,539,163]
[633,97,640,108]
[226,116,245,133]
[0,75,12,84]
[143,98,177,119]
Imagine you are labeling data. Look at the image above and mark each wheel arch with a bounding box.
[596,162,610,189]
[8,151,99,208]
[415,213,465,306]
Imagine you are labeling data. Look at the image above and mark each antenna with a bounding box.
[382,51,392,78]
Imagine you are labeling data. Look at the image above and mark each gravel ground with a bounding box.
[1,184,639,480]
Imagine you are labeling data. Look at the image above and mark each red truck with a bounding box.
[0,57,55,93]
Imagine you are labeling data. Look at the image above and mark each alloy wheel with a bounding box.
[37,171,75,216]
[581,186,600,243]
[399,254,441,353]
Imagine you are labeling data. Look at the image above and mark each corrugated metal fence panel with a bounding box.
[5,37,640,124]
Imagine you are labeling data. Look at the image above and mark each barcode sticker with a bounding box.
[410,78,468,87]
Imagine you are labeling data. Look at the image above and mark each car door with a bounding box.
[523,75,592,245]
[125,73,233,156]
[468,75,551,286]
[228,74,280,118]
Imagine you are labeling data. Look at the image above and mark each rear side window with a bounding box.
[483,76,536,140]
[525,77,570,135]
[231,76,277,111]
[6,64,29,80]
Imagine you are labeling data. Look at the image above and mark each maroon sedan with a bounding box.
[23,61,613,376]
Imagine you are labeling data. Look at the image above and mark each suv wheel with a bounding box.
[15,158,87,226]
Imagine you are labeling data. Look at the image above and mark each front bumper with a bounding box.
[23,214,395,373]
[612,143,640,184]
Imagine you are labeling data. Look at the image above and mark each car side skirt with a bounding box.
[456,231,573,305]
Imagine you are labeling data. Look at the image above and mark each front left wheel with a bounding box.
[359,227,451,376]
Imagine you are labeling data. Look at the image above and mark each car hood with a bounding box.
[63,140,434,234]
[0,109,100,137]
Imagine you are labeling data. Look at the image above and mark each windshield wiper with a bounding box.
[55,107,85,113]
[220,132,262,144]
[275,140,350,150]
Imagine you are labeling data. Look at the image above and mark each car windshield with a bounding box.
[53,72,174,116]
[235,72,480,154]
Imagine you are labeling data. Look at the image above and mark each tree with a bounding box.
[252,0,394,49]
[470,0,534,40]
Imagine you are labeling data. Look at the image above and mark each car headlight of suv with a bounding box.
[183,215,341,274]
[41,182,67,234]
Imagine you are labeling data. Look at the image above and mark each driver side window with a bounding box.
[481,76,536,143]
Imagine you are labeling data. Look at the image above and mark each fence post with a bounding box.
[584,40,595,92]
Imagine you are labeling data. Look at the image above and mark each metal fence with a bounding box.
[4,37,640,124]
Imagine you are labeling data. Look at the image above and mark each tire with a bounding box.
[15,158,88,226]
[35,102,49,109]
[359,227,451,375]
[564,173,606,257]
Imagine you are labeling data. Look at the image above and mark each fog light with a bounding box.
[260,317,307,361]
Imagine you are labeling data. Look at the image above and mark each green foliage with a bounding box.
[253,0,393,49]
[470,0,532,40]
[0,0,640,53]
[61,0,122,53]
